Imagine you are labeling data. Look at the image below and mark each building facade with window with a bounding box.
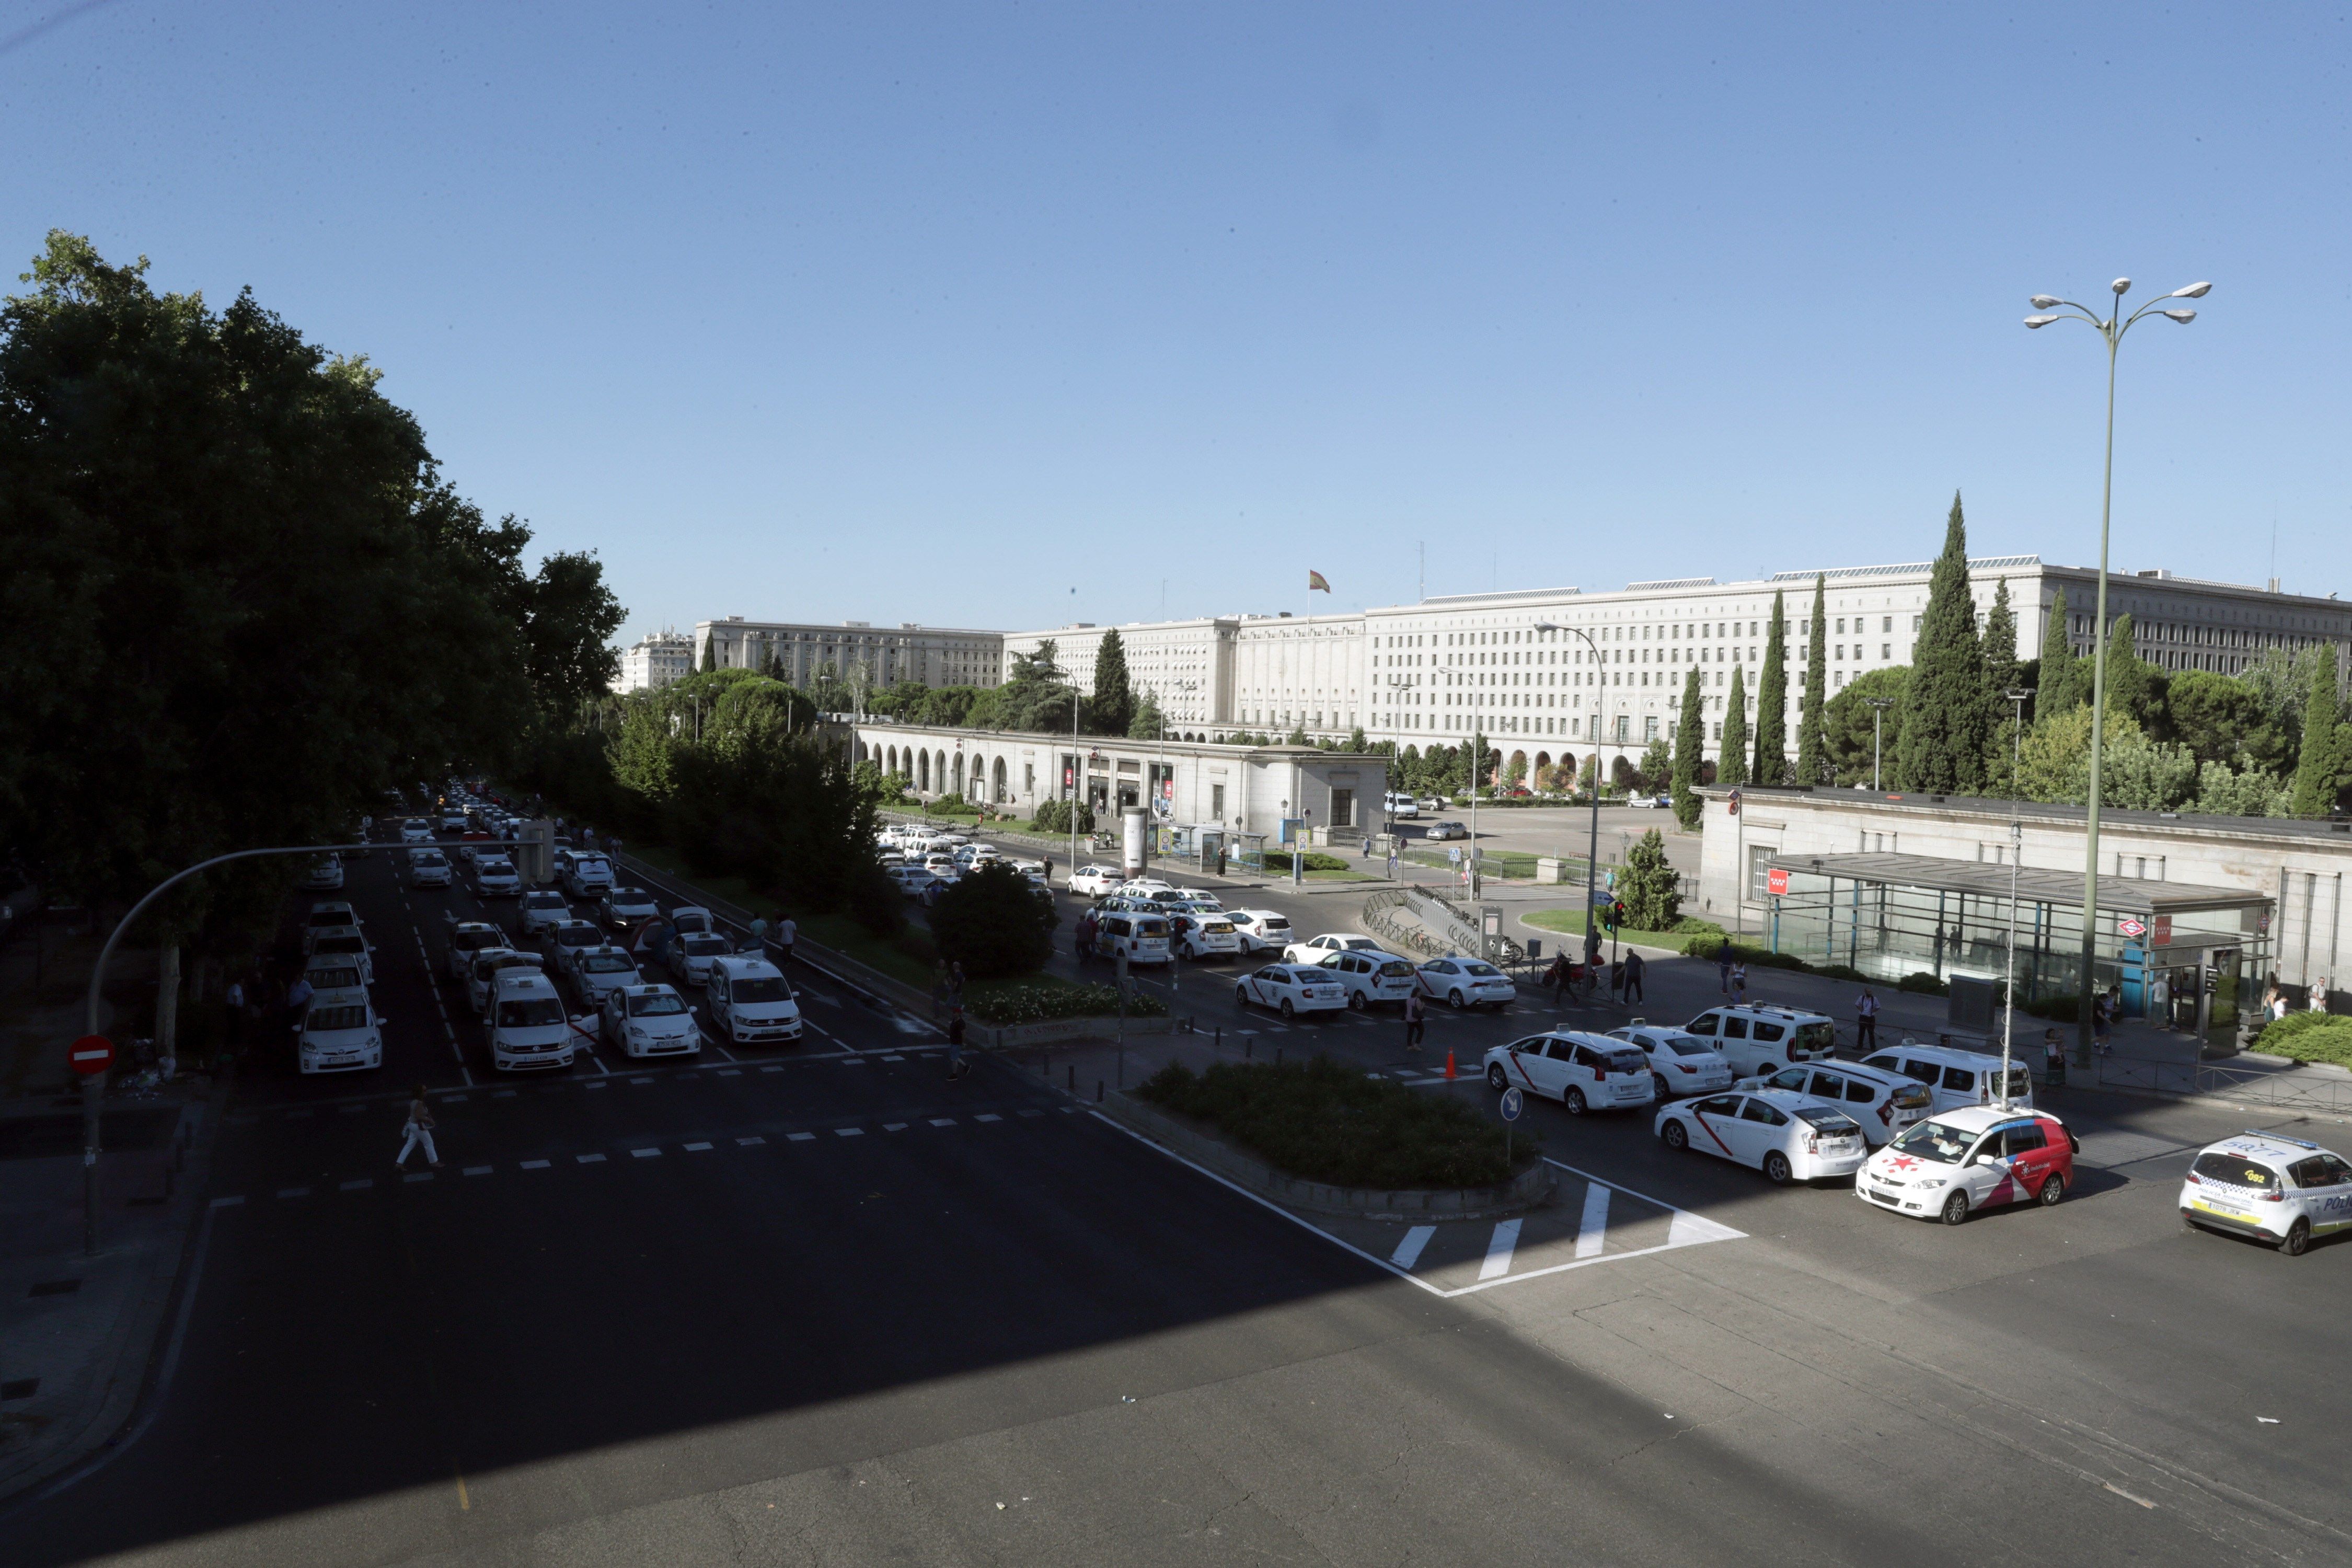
[693,618,1004,693]
[614,631,695,693]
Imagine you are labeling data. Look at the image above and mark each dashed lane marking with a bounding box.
[210,1195,244,1208]
[883,1122,907,1131]
[521,1159,550,1169]
[717,1069,742,1077]
[787,1133,816,1143]
[974,1114,1002,1123]
[403,1172,434,1184]
[339,1179,372,1192]
[577,1153,606,1164]
[736,1136,765,1147]
[1479,1219,1522,1281]
[1575,1182,1611,1259]
[929,1118,956,1127]
[630,1147,662,1158]
[463,1166,492,1177]
[683,1141,713,1151]
[833,1127,863,1137]
[1390,1226,1436,1269]
[278,1186,309,1199]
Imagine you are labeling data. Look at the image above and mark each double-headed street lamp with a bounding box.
[2025,276,2209,1064]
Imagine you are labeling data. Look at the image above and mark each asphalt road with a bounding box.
[11,846,2350,1565]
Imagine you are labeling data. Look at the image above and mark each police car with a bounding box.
[2179,1131,2352,1256]
[1857,1106,2078,1225]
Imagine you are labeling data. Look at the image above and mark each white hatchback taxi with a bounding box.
[1226,910,1293,954]
[1282,932,1386,967]
[1606,1023,1735,1101]
[599,983,700,1058]
[1657,1089,1869,1185]
[297,988,384,1075]
[1857,1106,2077,1225]
[1485,1033,1656,1114]
[1067,866,1124,896]
[1314,949,1419,1010]
[1234,964,1347,1019]
[1416,956,1515,1010]
[2179,1130,2352,1256]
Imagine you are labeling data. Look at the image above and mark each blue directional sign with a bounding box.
[1499,1087,1524,1122]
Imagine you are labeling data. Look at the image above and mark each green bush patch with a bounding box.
[965,979,1168,1027]
[1263,849,1351,872]
[1136,1055,1536,1188]
[2255,1010,2352,1066]
[1896,971,1949,995]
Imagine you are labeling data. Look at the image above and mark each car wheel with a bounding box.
[1939,1190,1970,1226]
[1486,1064,1508,1090]
[1652,1072,1670,1103]
[1661,1119,1689,1151]
[1565,1087,1587,1116]
[2037,1171,2066,1207]
[1449,989,1467,1010]
[2281,1218,2311,1257]
[1762,1150,1793,1185]
[1235,985,1250,1006]
[1348,990,1367,1011]
[1279,999,1295,1019]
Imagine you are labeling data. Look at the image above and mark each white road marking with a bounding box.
[463,1166,492,1177]
[974,1113,1002,1123]
[210,1195,244,1208]
[339,1179,372,1192]
[576,1153,606,1163]
[882,1054,906,1062]
[521,1159,550,1169]
[833,1126,863,1137]
[278,1186,309,1199]
[883,1122,907,1131]
[1575,1183,1611,1259]
[787,1132,816,1142]
[630,1147,661,1158]
[929,1117,956,1127]
[716,1068,742,1077]
[683,1141,713,1151]
[1479,1219,1521,1281]
[402,1172,434,1183]
[492,1089,516,1099]
[759,1065,783,1074]
[736,1136,766,1146]
[629,1076,653,1085]
[582,1080,608,1090]
[1390,1226,1437,1269]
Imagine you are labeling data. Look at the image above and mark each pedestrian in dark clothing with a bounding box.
[1403,990,1426,1054]
[1622,949,1645,1004]
[1716,939,1734,995]
[1545,954,1567,1005]
[1855,988,1881,1051]
[1583,928,1601,969]
[775,916,796,967]
[1608,958,1624,1002]
[946,1010,967,1078]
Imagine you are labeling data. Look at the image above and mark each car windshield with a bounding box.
[497,997,564,1027]
[1667,1038,1713,1057]
[1462,962,1502,978]
[732,977,791,1003]
[581,953,635,974]
[628,993,688,1017]
[413,852,446,867]
[1891,1119,1977,1164]
[308,966,361,989]
[305,1005,370,1032]
[610,887,650,904]
[525,893,566,909]
[1796,1107,1861,1133]
[2191,1151,2283,1189]
[314,935,363,955]
[682,933,730,954]
[672,912,713,933]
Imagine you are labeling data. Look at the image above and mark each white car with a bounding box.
[400,818,433,845]
[517,890,573,938]
[1484,1033,1656,1114]
[667,905,718,938]
[1282,932,1386,967]
[2178,1129,2352,1255]
[303,902,360,950]
[1679,1005,1839,1077]
[305,926,374,988]
[1226,909,1294,954]
[892,865,943,898]
[1314,949,1419,1009]
[1092,912,1172,966]
[1067,865,1124,897]
[599,983,700,1057]
[406,848,453,888]
[1606,1024,1734,1101]
[668,930,735,986]
[706,954,802,1044]
[1416,956,1515,1010]
[541,918,605,970]
[1743,1061,1935,1147]
[1424,821,1470,841]
[558,850,616,899]
[296,988,384,1075]
[301,854,344,892]
[1859,1106,2078,1225]
[1385,792,1420,820]
[487,970,577,1071]
[470,856,520,897]
[1657,1089,1870,1185]
[445,920,508,981]
[561,943,641,1007]
[1169,890,1224,913]
[1117,878,1178,900]
[1233,964,1348,1019]
[466,949,547,1014]
[1860,1044,2036,1116]
[1173,914,1243,961]
[599,886,662,928]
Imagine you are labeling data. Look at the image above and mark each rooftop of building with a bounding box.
[1705,784,2352,847]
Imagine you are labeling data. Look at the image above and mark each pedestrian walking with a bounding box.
[1403,989,1426,1054]
[1730,962,1748,1006]
[946,1009,967,1079]
[949,961,966,1006]
[1854,988,1881,1051]
[2150,971,2171,1031]
[1622,948,1645,1004]
[2043,1027,2066,1082]
[776,915,796,966]
[2310,978,2332,1015]
[396,1087,442,1170]
[2092,991,2113,1055]
[2262,978,2282,1020]
[1716,939,1734,995]
[747,916,768,955]
[1041,854,1053,887]
[284,973,314,1040]
[1544,953,1568,1005]
[1386,850,1399,881]
[1584,927,1602,971]
[224,978,246,1049]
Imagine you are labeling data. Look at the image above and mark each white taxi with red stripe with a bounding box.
[1484,1033,1656,1115]
[1857,1105,2077,1225]
[1656,1088,1869,1185]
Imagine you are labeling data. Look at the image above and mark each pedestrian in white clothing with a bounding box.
[397,1086,443,1170]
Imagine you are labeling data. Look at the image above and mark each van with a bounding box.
[1094,914,1172,966]
[297,987,384,1075]
[706,954,802,1044]
[1679,1005,1839,1077]
[487,970,576,1071]
[559,851,615,898]
[1860,1043,2036,1115]
[1742,1060,1935,1147]
[467,949,547,1014]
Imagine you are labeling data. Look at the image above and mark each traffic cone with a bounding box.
[1444,1050,1456,1080]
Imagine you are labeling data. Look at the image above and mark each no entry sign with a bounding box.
[70,1035,114,1076]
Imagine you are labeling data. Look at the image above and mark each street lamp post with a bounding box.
[1865,698,1893,790]
[1999,687,2036,1109]
[1535,623,1605,967]
[2025,277,2209,1064]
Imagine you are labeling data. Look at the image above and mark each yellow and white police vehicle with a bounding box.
[2180,1130,2352,1256]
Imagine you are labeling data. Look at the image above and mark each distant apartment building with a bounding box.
[613,631,695,693]
[693,617,1004,693]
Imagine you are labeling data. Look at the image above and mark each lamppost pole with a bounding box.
[1866,698,1893,790]
[2026,278,2208,1065]
[2000,688,2035,1108]
[1537,622,1604,964]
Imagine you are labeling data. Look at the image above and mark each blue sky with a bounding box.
[6,3,2346,643]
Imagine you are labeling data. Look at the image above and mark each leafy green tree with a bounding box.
[1796,575,1829,785]
[1091,628,1135,736]
[1670,666,1706,827]
[1892,494,1988,794]
[929,862,1059,979]
[2100,614,2164,729]
[700,636,718,674]
[1720,666,1749,790]
[1825,666,1911,787]
[1618,828,1681,931]
[2166,670,2291,774]
[2015,706,2197,811]
[2290,656,2344,818]
[1128,688,1165,740]
[1636,737,1672,793]
[2037,586,2083,717]
[1751,589,1789,785]
[2194,760,2290,818]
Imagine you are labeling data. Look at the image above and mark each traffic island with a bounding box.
[1105,1056,1552,1220]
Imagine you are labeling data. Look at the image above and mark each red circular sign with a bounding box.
[69,1034,114,1076]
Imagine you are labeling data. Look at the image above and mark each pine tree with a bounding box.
[2289,656,2343,818]
[2038,586,2081,717]
[700,636,718,673]
[1981,578,2021,780]
[1752,590,1789,785]
[1091,629,1134,736]
[1892,493,1989,793]
[1670,666,1707,828]
[1720,665,1750,789]
[1796,575,1829,785]
[2101,613,2160,727]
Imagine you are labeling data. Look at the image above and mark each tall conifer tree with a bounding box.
[1720,666,1749,789]
[1752,590,1789,785]
[1796,575,1829,785]
[1892,493,1989,793]
[1669,666,1707,827]
[2037,586,2081,717]
[1982,578,2021,777]
[2289,657,2343,818]
[1091,628,1135,736]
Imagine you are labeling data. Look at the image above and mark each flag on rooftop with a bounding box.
[1307,570,1331,593]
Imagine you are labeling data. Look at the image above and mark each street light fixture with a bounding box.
[2024,276,2210,1065]
[1864,697,1894,790]
[1536,621,1606,964]
[1999,686,2035,1110]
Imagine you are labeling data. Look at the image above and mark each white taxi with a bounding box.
[1067,865,1124,896]
[517,890,572,938]
[1679,1004,1839,1077]
[1226,910,1293,954]
[470,856,520,897]
[706,954,801,1044]
[1857,1106,2077,1225]
[1233,964,1347,1019]
[599,983,701,1058]
[1742,1060,1934,1147]
[1485,1032,1656,1114]
[1313,949,1419,1010]
[2180,1131,2352,1256]
[1282,932,1386,967]
[444,919,508,980]
[1172,913,1243,961]
[1415,956,1516,1010]
[1657,1089,1869,1184]
[297,988,384,1075]
[1606,1023,1735,1101]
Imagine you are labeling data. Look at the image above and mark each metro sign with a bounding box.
[2117,917,2148,939]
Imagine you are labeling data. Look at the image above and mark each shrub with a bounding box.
[1618,828,1680,931]
[1897,972,1948,996]
[1137,1056,1535,1187]
[966,979,1165,1025]
[928,862,1058,979]
[1031,799,1096,835]
[1264,850,1350,872]
[2255,1009,2352,1064]
[923,797,983,820]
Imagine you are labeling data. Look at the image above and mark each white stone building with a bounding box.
[613,631,695,693]
[693,618,1003,693]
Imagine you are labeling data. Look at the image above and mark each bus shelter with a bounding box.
[1761,851,2273,1055]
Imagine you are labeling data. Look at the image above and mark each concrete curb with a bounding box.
[0,1075,226,1512]
[1097,1091,1554,1221]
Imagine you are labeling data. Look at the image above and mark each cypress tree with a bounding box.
[700,636,718,673]
[1796,575,1829,785]
[2101,613,2158,725]
[1751,590,1789,785]
[1721,665,1750,789]
[1091,628,1134,736]
[2038,586,2081,717]
[2289,656,2342,818]
[1982,578,2021,778]
[1670,666,1707,828]
[1892,493,1989,793]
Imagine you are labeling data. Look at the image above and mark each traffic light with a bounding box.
[1603,901,1625,933]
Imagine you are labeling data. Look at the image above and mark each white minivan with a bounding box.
[706,954,802,1044]
[1093,913,1172,966]
[487,970,576,1071]
[1679,1005,1839,1078]
[1860,1043,2036,1116]
[558,850,616,899]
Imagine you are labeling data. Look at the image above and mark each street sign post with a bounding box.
[1499,1083,1523,1162]
[69,1035,114,1075]
[72,1034,111,1256]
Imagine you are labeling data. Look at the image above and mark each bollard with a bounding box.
[1096,1080,1104,1103]
[1215,1024,1222,1051]
[1067,1064,1075,1091]
[1445,1050,1456,1080]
